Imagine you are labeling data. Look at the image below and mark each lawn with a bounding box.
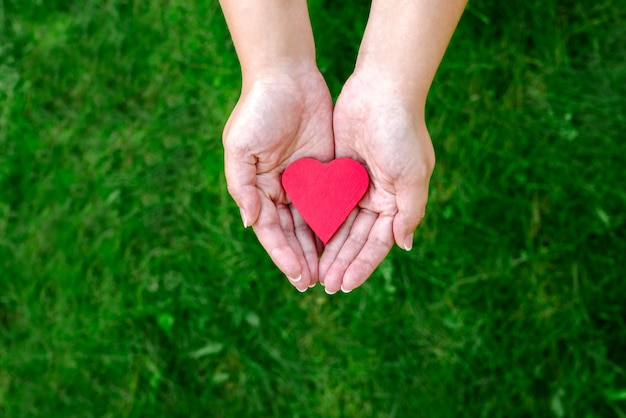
[1,0,625,416]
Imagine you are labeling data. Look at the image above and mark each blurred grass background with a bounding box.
[1,0,625,416]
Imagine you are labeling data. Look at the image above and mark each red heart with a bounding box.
[282,158,369,244]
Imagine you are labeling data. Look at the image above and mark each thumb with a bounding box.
[224,148,261,228]
[392,178,430,251]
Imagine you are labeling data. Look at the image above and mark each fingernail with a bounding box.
[297,287,307,293]
[324,288,337,295]
[340,285,352,294]
[403,233,414,251]
[308,282,317,289]
[239,208,248,228]
[288,274,302,283]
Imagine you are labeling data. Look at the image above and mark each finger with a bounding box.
[392,179,430,252]
[315,236,324,258]
[341,216,394,293]
[224,147,261,228]
[276,205,311,291]
[252,196,302,281]
[318,209,358,285]
[290,206,320,288]
[322,209,377,294]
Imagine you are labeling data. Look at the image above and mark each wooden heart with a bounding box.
[281,158,369,244]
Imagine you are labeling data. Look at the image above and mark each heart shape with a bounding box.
[282,158,369,244]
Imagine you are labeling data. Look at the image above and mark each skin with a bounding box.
[220,0,333,290]
[320,0,468,294]
[219,0,467,293]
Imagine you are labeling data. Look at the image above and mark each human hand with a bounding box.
[319,69,435,294]
[223,69,334,290]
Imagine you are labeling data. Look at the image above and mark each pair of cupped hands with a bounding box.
[223,64,435,294]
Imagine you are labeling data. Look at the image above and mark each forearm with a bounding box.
[356,0,467,109]
[219,0,317,86]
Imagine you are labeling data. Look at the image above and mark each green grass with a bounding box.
[1,0,625,416]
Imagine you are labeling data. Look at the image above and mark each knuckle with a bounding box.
[413,214,425,228]
[414,161,433,182]
[225,183,241,202]
[276,208,296,234]
[346,233,367,249]
[223,130,252,157]
[294,221,310,234]
[351,259,376,280]
[258,215,281,232]
[281,220,296,236]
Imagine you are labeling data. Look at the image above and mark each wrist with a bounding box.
[353,0,466,113]
[241,57,319,88]
[220,0,318,87]
[349,64,428,115]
